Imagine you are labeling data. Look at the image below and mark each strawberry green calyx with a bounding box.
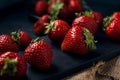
[49,0,64,20]
[0,57,17,76]
[75,11,94,18]
[103,16,112,31]
[75,12,82,17]
[11,30,21,45]
[44,21,56,34]
[83,28,96,50]
[31,37,43,43]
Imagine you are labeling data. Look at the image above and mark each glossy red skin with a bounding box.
[35,1,48,15]
[72,15,98,35]
[92,11,103,25]
[112,12,120,20]
[58,5,70,19]
[0,35,19,54]
[0,52,27,78]
[33,15,50,36]
[24,41,53,70]
[48,20,70,42]
[61,26,88,54]
[106,19,120,41]
[68,0,83,16]
[19,31,32,47]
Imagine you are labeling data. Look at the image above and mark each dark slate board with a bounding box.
[0,1,120,80]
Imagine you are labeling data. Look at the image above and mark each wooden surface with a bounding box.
[64,56,120,80]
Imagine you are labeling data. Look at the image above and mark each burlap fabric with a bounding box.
[64,56,120,80]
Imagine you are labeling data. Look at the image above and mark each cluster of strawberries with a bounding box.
[0,0,120,79]
[0,31,53,79]
[34,0,103,55]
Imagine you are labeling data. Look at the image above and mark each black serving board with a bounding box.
[0,1,120,80]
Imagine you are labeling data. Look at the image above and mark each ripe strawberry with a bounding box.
[11,30,32,47]
[45,20,70,42]
[75,11,103,25]
[111,12,120,20]
[68,0,83,16]
[92,11,103,25]
[105,19,120,41]
[48,0,70,20]
[0,34,19,54]
[61,25,96,55]
[35,1,48,15]
[72,15,98,35]
[0,52,27,78]
[33,14,50,36]
[103,12,120,31]
[24,39,53,70]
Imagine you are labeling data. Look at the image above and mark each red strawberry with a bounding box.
[48,0,70,20]
[72,15,98,35]
[112,12,120,20]
[61,25,96,55]
[45,20,70,42]
[33,14,50,36]
[75,11,103,25]
[103,12,120,31]
[0,34,19,54]
[92,11,103,25]
[24,39,53,70]
[105,19,120,41]
[35,1,48,15]
[0,52,27,78]
[58,5,70,20]
[68,0,83,16]
[11,30,32,47]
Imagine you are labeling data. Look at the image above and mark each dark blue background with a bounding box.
[0,0,120,17]
[85,0,120,16]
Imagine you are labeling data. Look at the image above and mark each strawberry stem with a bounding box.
[103,16,112,31]
[83,28,96,50]
[31,37,44,43]
[49,0,64,20]
[75,11,94,18]
[0,57,17,76]
[44,21,56,34]
[11,30,21,45]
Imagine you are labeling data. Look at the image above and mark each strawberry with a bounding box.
[92,11,103,25]
[0,34,19,54]
[103,12,120,31]
[48,0,70,20]
[11,30,32,47]
[0,52,27,78]
[104,19,120,41]
[72,15,98,35]
[33,14,50,36]
[111,12,120,20]
[24,38,53,70]
[68,0,83,16]
[35,1,48,15]
[45,20,70,42]
[103,12,120,41]
[61,25,96,55]
[75,11,103,25]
